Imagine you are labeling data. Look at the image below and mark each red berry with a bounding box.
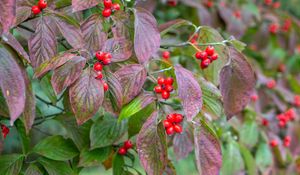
[261,118,269,126]
[38,0,47,9]
[165,77,174,85]
[96,51,105,61]
[173,124,183,133]
[102,8,112,18]
[161,91,170,99]
[190,39,197,44]
[200,59,211,69]
[165,85,173,92]
[1,124,9,139]
[266,79,276,89]
[285,108,296,121]
[103,82,109,92]
[273,2,280,8]
[205,1,213,8]
[124,140,133,149]
[173,113,183,123]
[166,114,176,122]
[162,51,170,59]
[157,77,165,85]
[102,58,111,65]
[284,136,291,143]
[195,51,202,60]
[278,120,286,128]
[269,139,278,147]
[210,53,218,61]
[166,126,175,135]
[269,23,279,34]
[167,0,177,6]
[233,10,241,19]
[205,46,215,56]
[294,95,300,107]
[95,71,103,79]
[264,0,272,5]
[118,147,127,155]
[154,85,162,93]
[112,3,121,11]
[103,0,112,8]
[31,5,41,15]
[93,62,103,71]
[196,51,208,60]
[250,94,258,102]
[163,120,172,128]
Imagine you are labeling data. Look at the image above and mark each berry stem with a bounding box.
[149,67,173,75]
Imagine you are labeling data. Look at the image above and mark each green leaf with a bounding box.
[33,135,79,161]
[158,19,193,35]
[24,164,43,175]
[255,143,273,173]
[119,92,156,121]
[239,119,259,148]
[0,154,24,175]
[90,114,127,149]
[15,119,30,154]
[38,157,74,175]
[239,143,257,175]
[78,146,112,167]
[228,38,247,52]
[221,140,245,175]
[112,154,125,175]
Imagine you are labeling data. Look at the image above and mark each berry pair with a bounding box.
[282,19,292,32]
[276,108,295,128]
[31,0,47,15]
[118,140,133,155]
[1,124,9,139]
[264,0,280,8]
[163,113,184,135]
[94,51,112,92]
[154,77,174,100]
[283,136,291,147]
[195,46,218,69]
[102,0,120,18]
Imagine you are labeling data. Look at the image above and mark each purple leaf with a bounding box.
[181,0,212,26]
[104,71,123,112]
[51,56,86,95]
[174,65,202,121]
[173,128,194,160]
[134,7,160,64]
[135,0,157,13]
[219,47,256,119]
[81,14,107,53]
[137,111,168,175]
[194,120,222,175]
[34,52,77,78]
[69,68,104,125]
[114,64,147,104]
[72,0,100,12]
[0,44,26,125]
[28,16,57,68]
[102,38,133,62]
[2,32,30,63]
[15,0,32,26]
[0,0,16,33]
[158,19,193,35]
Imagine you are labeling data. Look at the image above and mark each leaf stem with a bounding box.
[149,67,173,75]
[35,95,64,111]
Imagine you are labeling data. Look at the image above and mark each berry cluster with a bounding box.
[162,51,170,59]
[94,51,112,92]
[102,0,120,18]
[118,140,133,155]
[195,46,218,69]
[264,0,281,8]
[31,0,47,15]
[163,113,184,135]
[276,108,295,128]
[1,124,9,139]
[266,79,276,89]
[269,19,292,34]
[294,95,300,107]
[154,77,174,100]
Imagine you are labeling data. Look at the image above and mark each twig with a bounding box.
[35,95,64,111]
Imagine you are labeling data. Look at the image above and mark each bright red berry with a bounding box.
[102,8,112,18]
[161,91,170,99]
[166,126,175,135]
[165,85,173,92]
[283,136,291,147]
[95,71,103,79]
[31,5,41,15]
[154,85,162,93]
[96,51,105,61]
[167,0,177,6]
[124,140,133,149]
[162,51,170,59]
[103,81,109,92]
[205,46,215,56]
[210,53,218,61]
[112,3,120,11]
[1,124,9,139]
[165,77,174,85]
[103,0,112,8]
[166,114,176,122]
[157,77,165,85]
[278,120,286,128]
[118,147,127,155]
[285,108,296,121]
[261,118,269,126]
[250,94,258,102]
[163,120,172,128]
[38,0,47,9]
[102,58,111,65]
[266,79,276,89]
[201,59,211,69]
[269,139,278,147]
[173,124,183,133]
[195,51,202,60]
[93,62,103,71]
[269,23,279,34]
[294,95,300,107]
[197,51,208,60]
[173,113,183,123]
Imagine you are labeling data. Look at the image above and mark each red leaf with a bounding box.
[51,56,86,95]
[174,65,202,121]
[173,128,194,160]
[219,47,256,119]
[72,0,100,12]
[134,8,160,64]
[114,64,147,104]
[81,14,107,53]
[136,111,168,175]
[0,44,26,125]
[102,38,133,62]
[15,0,32,26]
[0,0,16,33]
[69,68,104,125]
[194,120,222,175]
[28,16,57,68]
